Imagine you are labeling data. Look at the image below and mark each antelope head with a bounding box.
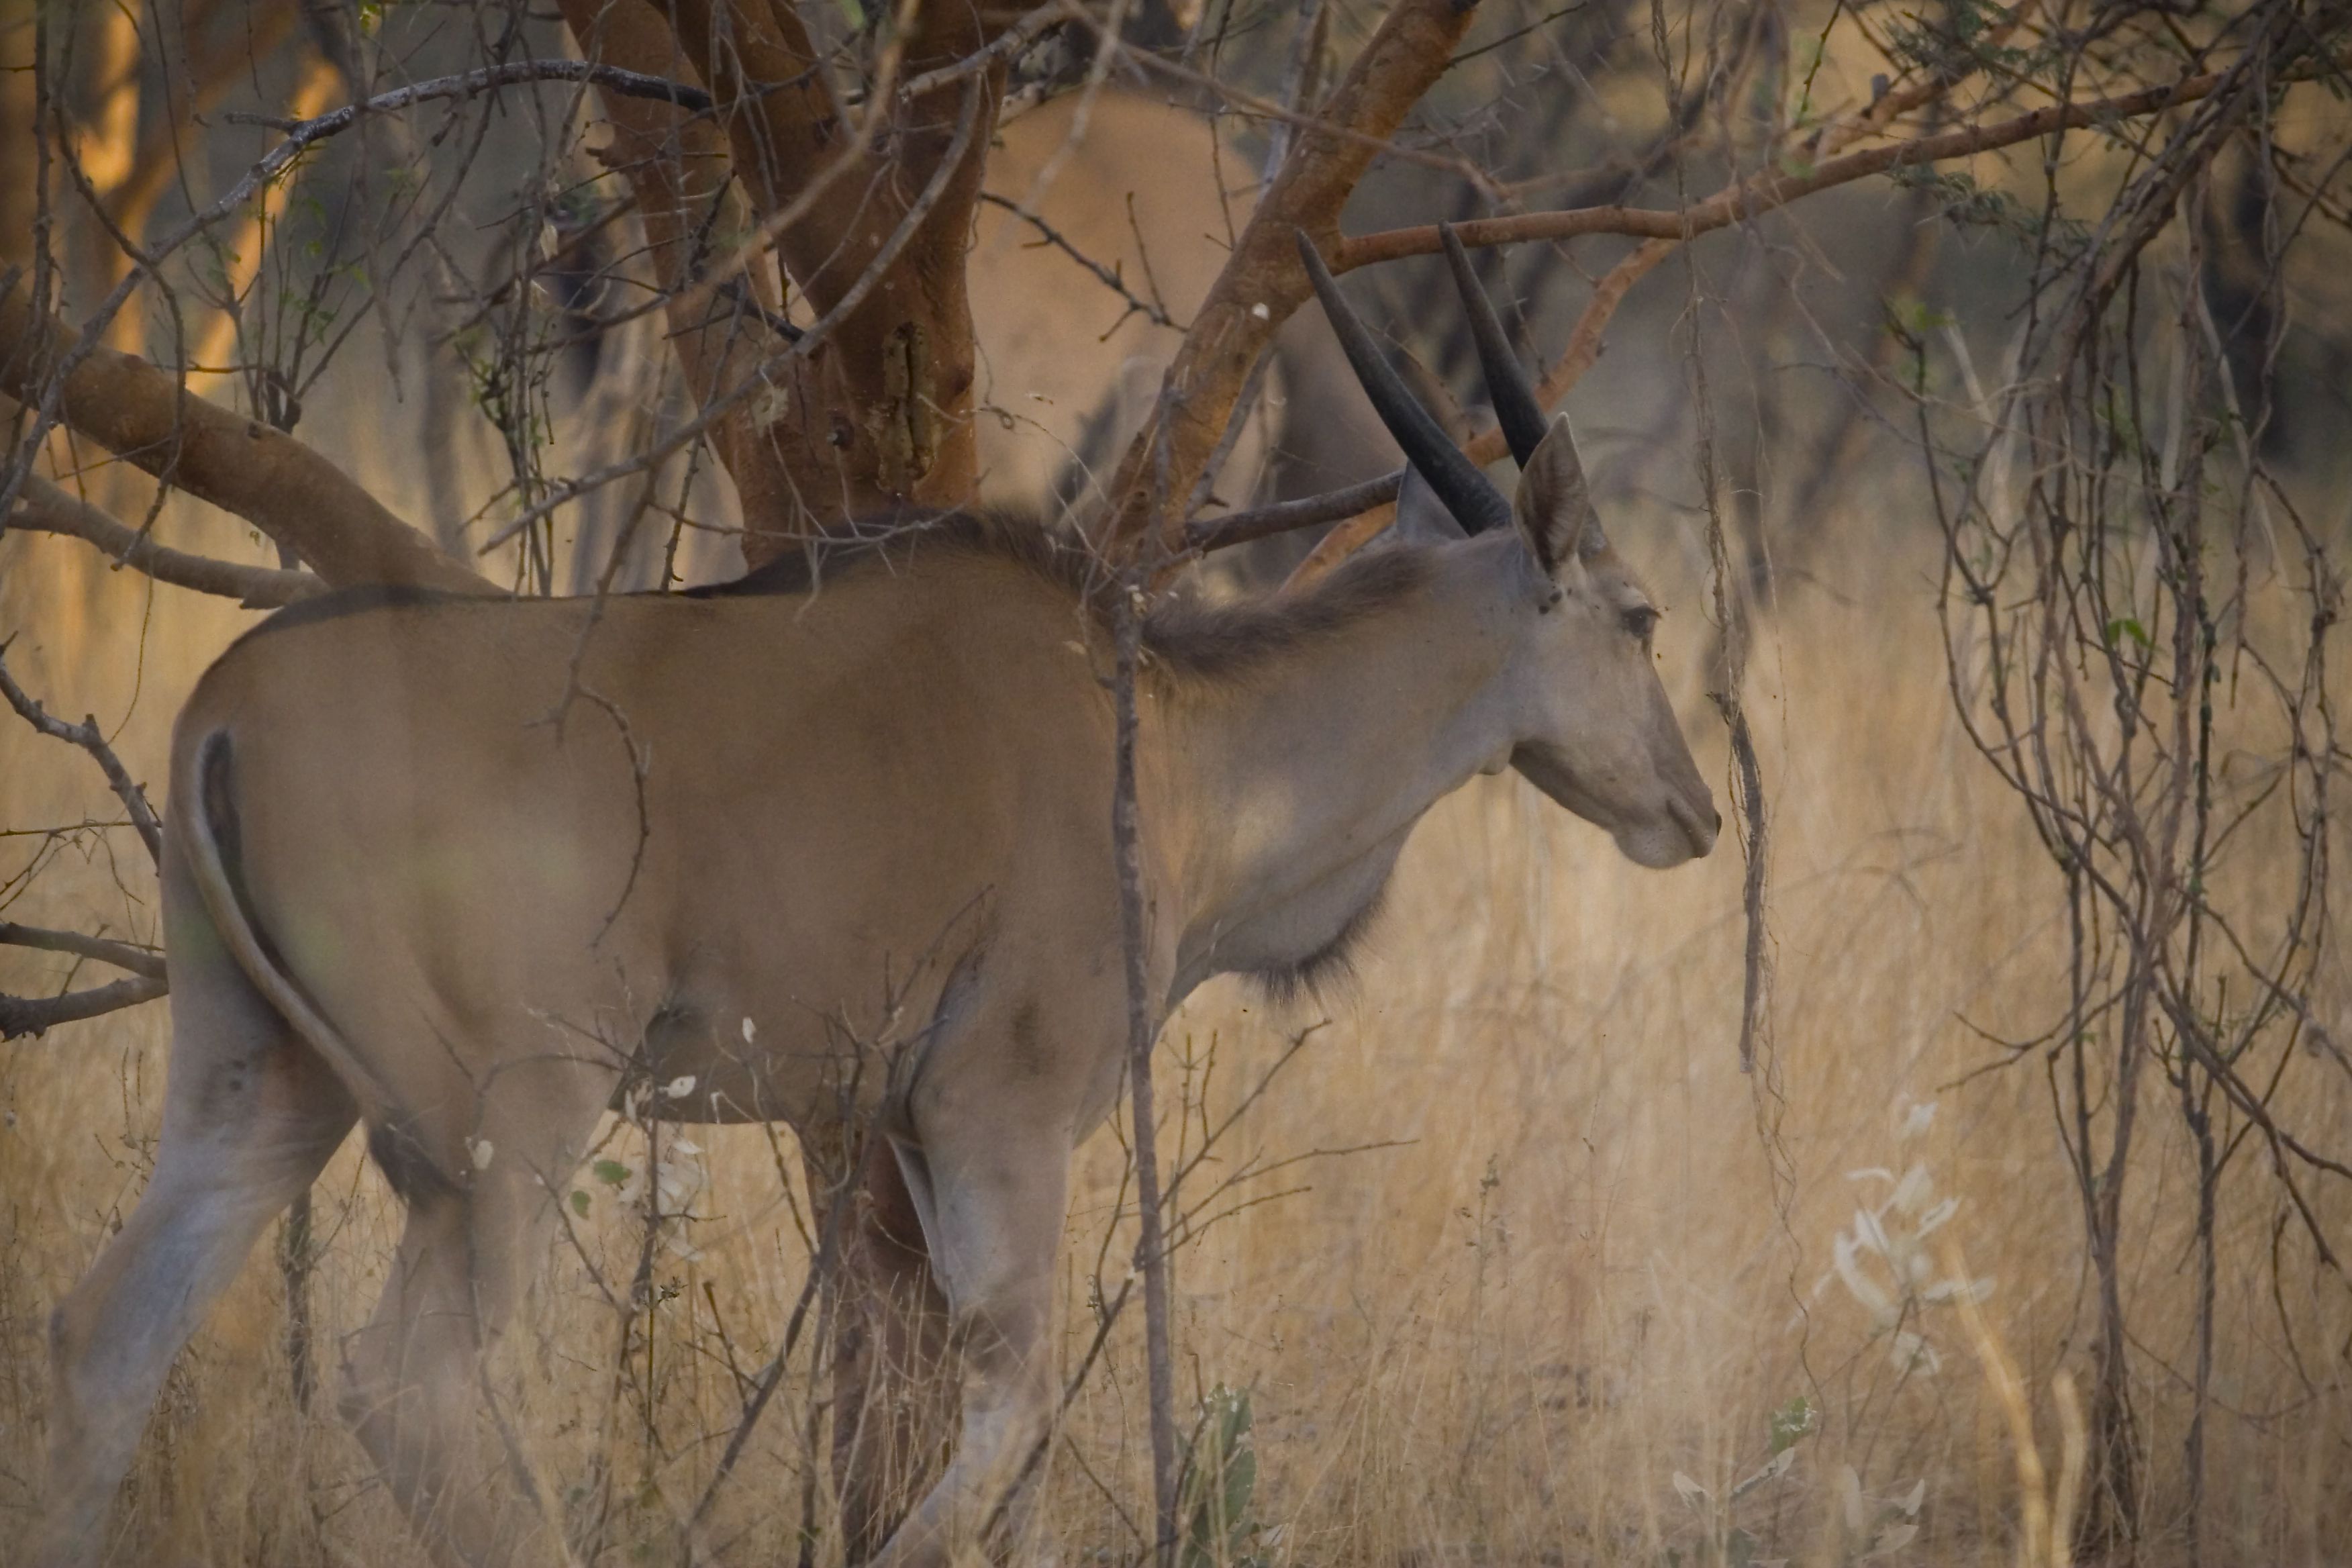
[1298,228,1719,869]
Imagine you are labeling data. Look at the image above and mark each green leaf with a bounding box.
[570,1190,591,1218]
[1180,1386,1260,1568]
[1769,1393,1818,1454]
[2104,617,2153,651]
[593,1159,631,1187]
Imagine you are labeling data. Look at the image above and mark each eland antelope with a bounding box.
[38,228,1717,1568]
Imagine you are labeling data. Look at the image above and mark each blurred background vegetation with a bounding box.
[3,0,2348,1563]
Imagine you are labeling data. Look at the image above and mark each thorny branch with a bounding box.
[0,639,161,863]
[1913,12,2349,1542]
[1169,34,2348,555]
[976,192,1177,330]
[0,636,169,1038]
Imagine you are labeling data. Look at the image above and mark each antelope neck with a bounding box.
[1148,536,1528,1003]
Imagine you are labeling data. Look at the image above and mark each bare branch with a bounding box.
[0,283,488,592]
[1100,0,1492,552]
[899,4,1069,99]
[0,640,163,863]
[0,977,169,1040]
[1334,64,2329,274]
[976,192,1175,330]
[481,79,991,556]
[222,58,713,134]
[90,0,303,356]
[7,473,324,605]
[1184,469,1403,553]
[0,922,165,980]
[1112,30,1496,183]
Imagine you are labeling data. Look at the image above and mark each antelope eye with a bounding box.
[1622,605,1661,641]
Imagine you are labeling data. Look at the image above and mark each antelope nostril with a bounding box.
[1667,795,1718,856]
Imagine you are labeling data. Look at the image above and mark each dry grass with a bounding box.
[1,446,2347,1567]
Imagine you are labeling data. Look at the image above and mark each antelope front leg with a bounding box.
[861,1091,1073,1568]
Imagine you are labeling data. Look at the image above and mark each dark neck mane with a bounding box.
[243,508,1438,684]
[699,509,1438,683]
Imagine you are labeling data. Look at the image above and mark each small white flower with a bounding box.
[1833,1231,1896,1326]
[740,1016,757,1044]
[470,1138,495,1170]
[1250,302,1271,320]
[664,1075,697,1099]
[1922,1273,1996,1306]
[1887,1329,1941,1375]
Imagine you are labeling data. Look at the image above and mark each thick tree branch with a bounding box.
[1457,236,1676,469]
[6,473,326,607]
[1099,0,1490,553]
[480,80,990,556]
[667,1,846,237]
[556,1,799,542]
[565,1,1008,556]
[0,285,487,593]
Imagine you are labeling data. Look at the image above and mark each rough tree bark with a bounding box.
[556,0,1003,565]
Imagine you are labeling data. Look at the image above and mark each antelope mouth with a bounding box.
[1511,745,1714,869]
[1669,793,1722,861]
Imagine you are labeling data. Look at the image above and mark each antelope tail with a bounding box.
[180,729,401,1126]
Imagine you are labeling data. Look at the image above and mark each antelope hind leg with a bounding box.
[38,869,358,1567]
[338,1108,601,1568]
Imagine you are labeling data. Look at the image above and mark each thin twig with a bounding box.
[223,59,712,135]
[899,3,1069,99]
[1095,23,1500,184]
[1112,583,1179,1564]
[977,192,1175,329]
[1184,469,1404,552]
[0,638,162,863]
[1335,60,2351,271]
[0,922,164,979]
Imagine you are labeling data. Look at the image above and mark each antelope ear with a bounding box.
[1388,465,1469,546]
[1510,413,1607,577]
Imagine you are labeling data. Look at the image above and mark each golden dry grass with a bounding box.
[2,444,2347,1568]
